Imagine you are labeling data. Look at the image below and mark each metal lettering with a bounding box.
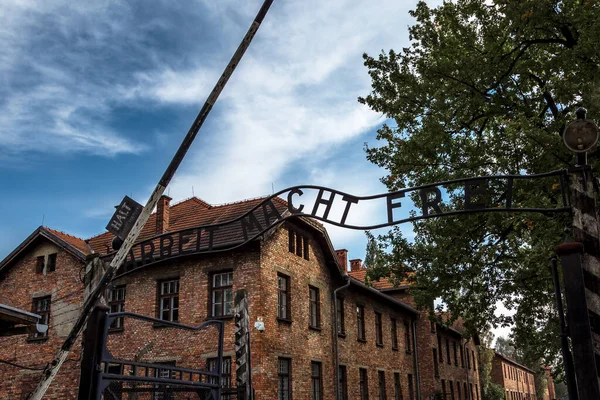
[464,179,488,210]
[178,230,196,255]
[387,192,406,223]
[140,240,155,265]
[340,195,359,225]
[159,235,173,259]
[420,187,443,217]
[262,200,282,226]
[240,211,263,241]
[287,188,304,214]
[311,189,335,219]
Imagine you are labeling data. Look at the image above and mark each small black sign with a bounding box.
[106,196,143,240]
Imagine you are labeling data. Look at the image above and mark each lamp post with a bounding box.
[557,107,600,399]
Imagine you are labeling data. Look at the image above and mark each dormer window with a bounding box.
[288,228,309,260]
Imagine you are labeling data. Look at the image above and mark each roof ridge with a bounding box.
[44,226,85,241]
[210,195,271,208]
[170,196,212,209]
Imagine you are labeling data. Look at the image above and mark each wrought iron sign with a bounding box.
[111,170,569,278]
[106,196,144,240]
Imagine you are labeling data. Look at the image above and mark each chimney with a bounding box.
[156,195,172,234]
[335,249,348,271]
[349,259,362,272]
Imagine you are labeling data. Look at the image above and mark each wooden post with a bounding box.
[558,165,600,398]
[77,305,109,400]
[26,2,274,398]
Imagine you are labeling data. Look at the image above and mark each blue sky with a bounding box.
[0,0,431,262]
[1,0,514,340]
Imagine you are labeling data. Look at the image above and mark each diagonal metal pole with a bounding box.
[28,1,274,398]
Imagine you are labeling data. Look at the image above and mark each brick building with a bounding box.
[490,352,537,400]
[0,195,480,399]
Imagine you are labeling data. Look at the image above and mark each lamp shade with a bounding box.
[563,118,599,153]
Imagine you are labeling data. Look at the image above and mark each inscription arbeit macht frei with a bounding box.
[113,172,568,276]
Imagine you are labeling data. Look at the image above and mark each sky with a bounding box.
[0,0,511,339]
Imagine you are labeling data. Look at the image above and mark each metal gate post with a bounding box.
[78,305,109,400]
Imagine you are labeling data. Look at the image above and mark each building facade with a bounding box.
[491,352,537,400]
[0,195,480,400]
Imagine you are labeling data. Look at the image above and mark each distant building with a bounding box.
[491,352,537,400]
[0,195,481,399]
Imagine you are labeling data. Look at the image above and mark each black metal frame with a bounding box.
[109,170,570,279]
[79,306,225,400]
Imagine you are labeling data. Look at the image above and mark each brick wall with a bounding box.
[491,354,538,400]
[0,240,85,399]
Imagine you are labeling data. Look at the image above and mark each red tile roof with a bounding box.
[86,196,289,255]
[348,269,411,290]
[45,227,91,255]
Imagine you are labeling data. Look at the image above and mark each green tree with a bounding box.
[479,328,505,400]
[360,0,600,374]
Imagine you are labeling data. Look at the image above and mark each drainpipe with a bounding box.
[411,317,421,400]
[333,275,351,399]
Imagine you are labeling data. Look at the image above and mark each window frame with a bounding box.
[35,255,45,274]
[277,273,291,322]
[210,270,233,318]
[207,356,233,399]
[454,341,458,366]
[311,361,323,400]
[153,361,176,400]
[309,286,321,330]
[47,253,57,272]
[404,320,411,354]
[378,370,387,400]
[394,372,403,400]
[407,374,414,400]
[157,278,180,323]
[29,296,51,340]
[391,318,398,350]
[108,285,126,331]
[446,338,451,364]
[338,365,348,400]
[278,357,292,400]
[357,304,366,342]
[433,348,439,378]
[360,368,369,400]
[375,312,383,347]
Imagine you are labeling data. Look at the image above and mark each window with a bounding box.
[309,286,321,329]
[391,318,398,350]
[446,338,451,364]
[211,271,233,317]
[472,350,476,371]
[278,274,291,320]
[357,305,366,341]
[394,372,402,400]
[36,256,45,274]
[450,380,455,400]
[438,334,443,362]
[158,279,179,322]
[454,342,458,365]
[460,344,465,367]
[108,285,126,330]
[467,348,471,369]
[360,368,369,400]
[475,384,479,400]
[337,297,345,335]
[433,348,439,377]
[207,357,233,400]
[289,229,296,253]
[464,383,468,400]
[407,374,414,400]
[470,383,474,400]
[30,296,50,339]
[378,371,387,400]
[457,381,461,400]
[375,312,383,346]
[442,380,447,399]
[338,365,348,400]
[404,321,411,353]
[47,253,57,272]
[278,358,291,400]
[311,362,323,400]
[153,361,175,400]
[288,228,309,260]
